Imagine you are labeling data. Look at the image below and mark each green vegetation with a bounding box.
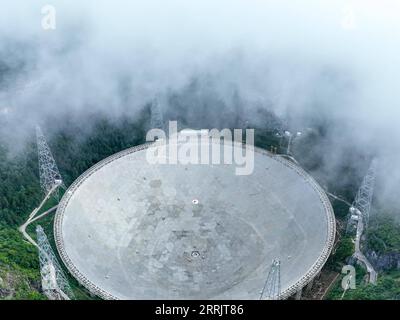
[367,215,400,254]
[295,132,400,300]
[0,223,45,299]
[324,213,400,300]
[327,270,400,300]
[0,111,148,299]
[0,142,42,226]
[326,236,354,271]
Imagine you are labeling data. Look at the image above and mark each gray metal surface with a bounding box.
[54,141,335,300]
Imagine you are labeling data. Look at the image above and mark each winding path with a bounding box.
[18,186,58,247]
[354,217,377,284]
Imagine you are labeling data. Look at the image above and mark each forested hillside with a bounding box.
[0,111,148,299]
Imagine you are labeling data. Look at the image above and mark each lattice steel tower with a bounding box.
[36,225,74,300]
[260,259,281,300]
[36,126,64,198]
[150,97,164,130]
[347,159,377,233]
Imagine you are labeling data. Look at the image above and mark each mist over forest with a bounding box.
[0,0,399,213]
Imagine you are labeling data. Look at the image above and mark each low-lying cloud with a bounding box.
[0,0,399,212]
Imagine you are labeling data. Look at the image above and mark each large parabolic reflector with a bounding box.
[54,136,335,299]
